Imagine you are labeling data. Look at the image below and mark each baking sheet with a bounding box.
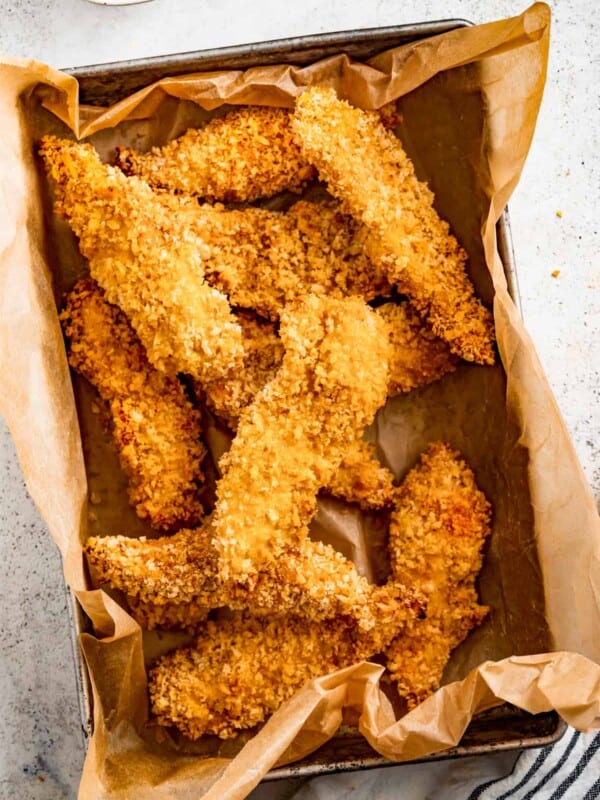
[1,3,599,799]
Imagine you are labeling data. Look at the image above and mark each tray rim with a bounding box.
[61,19,472,77]
[59,18,563,780]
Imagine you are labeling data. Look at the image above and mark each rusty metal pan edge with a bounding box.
[267,719,568,781]
[66,586,93,741]
[60,20,472,78]
[57,18,561,779]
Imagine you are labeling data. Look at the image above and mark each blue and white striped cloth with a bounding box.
[251,728,600,800]
[465,729,600,800]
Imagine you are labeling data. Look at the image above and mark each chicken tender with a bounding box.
[183,200,391,322]
[61,279,206,529]
[293,88,495,365]
[286,199,393,305]
[196,311,284,429]
[212,294,391,578]
[324,439,395,510]
[86,525,421,633]
[317,302,456,509]
[126,596,210,632]
[39,136,243,385]
[114,102,399,204]
[385,442,492,707]
[115,106,316,202]
[199,301,453,510]
[149,599,413,739]
[376,302,458,395]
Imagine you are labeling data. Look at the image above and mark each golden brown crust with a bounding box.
[115,106,316,202]
[46,101,496,735]
[39,136,244,385]
[61,279,206,529]
[321,303,456,509]
[385,442,492,707]
[212,294,391,578]
[126,595,210,632]
[197,311,284,429]
[178,199,392,323]
[148,602,413,739]
[86,525,422,633]
[324,439,395,510]
[293,88,496,364]
[286,199,393,305]
[376,302,458,395]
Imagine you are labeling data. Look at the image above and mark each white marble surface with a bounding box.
[0,2,598,798]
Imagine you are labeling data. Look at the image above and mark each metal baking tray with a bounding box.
[62,18,563,780]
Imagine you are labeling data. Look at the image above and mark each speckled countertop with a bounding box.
[0,2,598,798]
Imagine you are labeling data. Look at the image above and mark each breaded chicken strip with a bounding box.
[114,102,400,204]
[126,595,210,632]
[293,88,495,365]
[376,303,458,395]
[212,294,391,578]
[39,136,243,385]
[86,525,422,633]
[324,439,395,511]
[385,442,492,708]
[61,279,206,529]
[115,106,316,202]
[183,200,391,322]
[196,311,284,429]
[196,300,454,510]
[322,298,459,504]
[149,601,414,739]
[286,199,393,306]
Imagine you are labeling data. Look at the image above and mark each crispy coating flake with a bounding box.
[61,279,206,529]
[126,596,210,632]
[212,294,391,577]
[324,439,395,510]
[179,199,391,322]
[376,302,458,395]
[197,311,284,429]
[85,525,422,633]
[149,602,413,739]
[293,88,496,364]
[286,199,393,306]
[38,136,243,385]
[385,442,492,707]
[323,303,456,507]
[115,106,316,202]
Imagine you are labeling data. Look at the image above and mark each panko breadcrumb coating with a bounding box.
[61,279,206,529]
[126,595,210,632]
[196,311,284,429]
[115,106,316,202]
[38,136,244,385]
[376,302,458,395]
[324,439,395,510]
[293,88,495,365]
[286,199,393,305]
[180,199,391,322]
[149,599,414,739]
[324,306,456,507]
[86,524,423,633]
[385,442,492,707]
[114,102,400,204]
[213,294,391,578]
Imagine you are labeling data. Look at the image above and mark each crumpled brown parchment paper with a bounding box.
[1,3,600,799]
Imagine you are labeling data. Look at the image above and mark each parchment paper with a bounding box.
[1,4,600,799]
